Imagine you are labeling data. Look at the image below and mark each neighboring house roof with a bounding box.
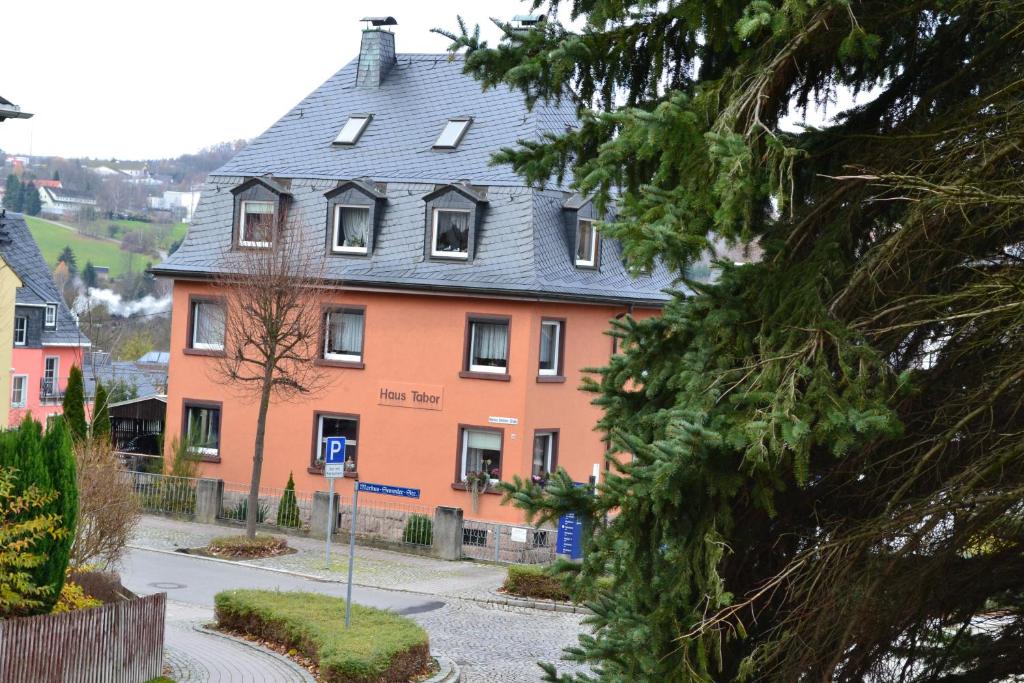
[0,94,32,121]
[153,47,689,305]
[0,212,90,345]
[31,179,63,189]
[42,187,97,204]
[83,352,167,398]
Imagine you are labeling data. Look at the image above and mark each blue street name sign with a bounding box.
[323,436,347,478]
[356,481,421,499]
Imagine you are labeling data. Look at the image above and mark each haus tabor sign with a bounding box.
[378,382,444,411]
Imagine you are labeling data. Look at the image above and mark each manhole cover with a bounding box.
[149,582,186,590]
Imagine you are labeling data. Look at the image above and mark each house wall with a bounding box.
[0,257,22,429]
[10,345,89,426]
[165,279,657,523]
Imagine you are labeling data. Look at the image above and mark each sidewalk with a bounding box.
[132,514,506,601]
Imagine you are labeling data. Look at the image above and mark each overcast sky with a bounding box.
[0,0,535,160]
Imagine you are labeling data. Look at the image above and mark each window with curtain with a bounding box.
[10,375,27,408]
[539,320,562,376]
[191,300,225,350]
[468,320,508,373]
[532,432,557,478]
[315,414,358,468]
[431,209,470,257]
[324,309,365,362]
[575,218,596,266]
[460,428,502,481]
[185,404,220,456]
[334,206,370,253]
[239,200,275,247]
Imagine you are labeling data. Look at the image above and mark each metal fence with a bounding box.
[127,471,199,516]
[219,480,315,531]
[0,593,165,683]
[461,518,557,564]
[337,496,434,547]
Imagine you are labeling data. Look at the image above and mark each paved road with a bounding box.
[122,547,444,615]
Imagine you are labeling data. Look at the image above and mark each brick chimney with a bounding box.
[356,17,397,88]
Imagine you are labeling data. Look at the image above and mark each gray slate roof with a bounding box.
[84,352,167,398]
[155,50,684,305]
[0,212,90,345]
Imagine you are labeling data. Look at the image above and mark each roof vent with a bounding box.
[356,18,397,87]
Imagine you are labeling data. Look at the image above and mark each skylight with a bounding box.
[334,114,372,145]
[434,118,472,149]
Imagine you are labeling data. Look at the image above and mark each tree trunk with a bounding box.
[246,372,274,539]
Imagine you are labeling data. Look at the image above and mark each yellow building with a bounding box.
[0,254,23,429]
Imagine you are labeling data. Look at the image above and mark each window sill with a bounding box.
[308,467,358,478]
[199,455,221,463]
[330,248,369,257]
[536,375,566,383]
[315,358,365,370]
[450,483,503,495]
[459,370,511,382]
[183,348,226,358]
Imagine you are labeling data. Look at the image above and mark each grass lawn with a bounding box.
[25,216,148,277]
[76,218,188,250]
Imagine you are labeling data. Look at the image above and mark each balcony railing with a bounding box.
[40,377,64,404]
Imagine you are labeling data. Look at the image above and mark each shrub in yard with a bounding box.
[52,579,102,613]
[207,534,288,559]
[71,437,140,570]
[227,497,269,524]
[502,564,571,602]
[215,589,430,682]
[276,472,301,528]
[402,514,433,545]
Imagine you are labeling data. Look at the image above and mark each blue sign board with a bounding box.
[356,481,421,499]
[323,436,347,478]
[556,512,584,560]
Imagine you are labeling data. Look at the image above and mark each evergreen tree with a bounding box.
[57,246,78,275]
[276,472,300,528]
[62,365,88,442]
[23,183,41,216]
[441,2,1024,680]
[3,174,22,212]
[82,261,97,289]
[37,419,76,613]
[92,382,111,439]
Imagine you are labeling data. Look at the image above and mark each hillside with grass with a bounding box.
[24,216,157,277]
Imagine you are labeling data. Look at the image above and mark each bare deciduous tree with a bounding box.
[211,217,330,538]
[72,438,140,569]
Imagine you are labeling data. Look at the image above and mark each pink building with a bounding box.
[1,213,91,425]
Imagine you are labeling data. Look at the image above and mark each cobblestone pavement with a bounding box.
[163,601,314,682]
[132,515,507,600]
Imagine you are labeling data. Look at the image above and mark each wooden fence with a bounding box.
[0,592,165,683]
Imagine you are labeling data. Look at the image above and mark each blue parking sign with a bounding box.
[324,436,347,478]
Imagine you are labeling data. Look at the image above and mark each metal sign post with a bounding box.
[344,481,358,629]
[323,437,347,566]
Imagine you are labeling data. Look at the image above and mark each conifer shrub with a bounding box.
[61,365,88,442]
[275,472,301,528]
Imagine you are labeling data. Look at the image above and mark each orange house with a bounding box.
[153,20,674,523]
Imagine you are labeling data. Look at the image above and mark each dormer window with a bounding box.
[45,304,58,329]
[433,118,472,149]
[431,209,470,259]
[575,219,597,267]
[231,177,290,250]
[422,184,487,263]
[239,201,275,248]
[334,114,372,146]
[325,181,385,257]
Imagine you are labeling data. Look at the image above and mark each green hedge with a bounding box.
[215,590,430,683]
[502,564,571,601]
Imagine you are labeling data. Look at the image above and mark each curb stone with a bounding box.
[424,655,463,683]
[487,589,595,615]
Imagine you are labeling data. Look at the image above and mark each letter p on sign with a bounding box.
[324,436,347,478]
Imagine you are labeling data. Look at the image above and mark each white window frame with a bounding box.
[334,114,372,145]
[238,200,275,248]
[331,205,370,254]
[14,316,27,346]
[185,405,220,457]
[433,118,471,149]
[43,356,59,395]
[323,309,364,363]
[575,218,597,267]
[315,414,358,468]
[431,208,471,260]
[468,320,508,375]
[44,304,58,328]
[190,301,225,351]
[459,428,502,483]
[538,320,562,377]
[10,374,28,408]
[532,431,556,477]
